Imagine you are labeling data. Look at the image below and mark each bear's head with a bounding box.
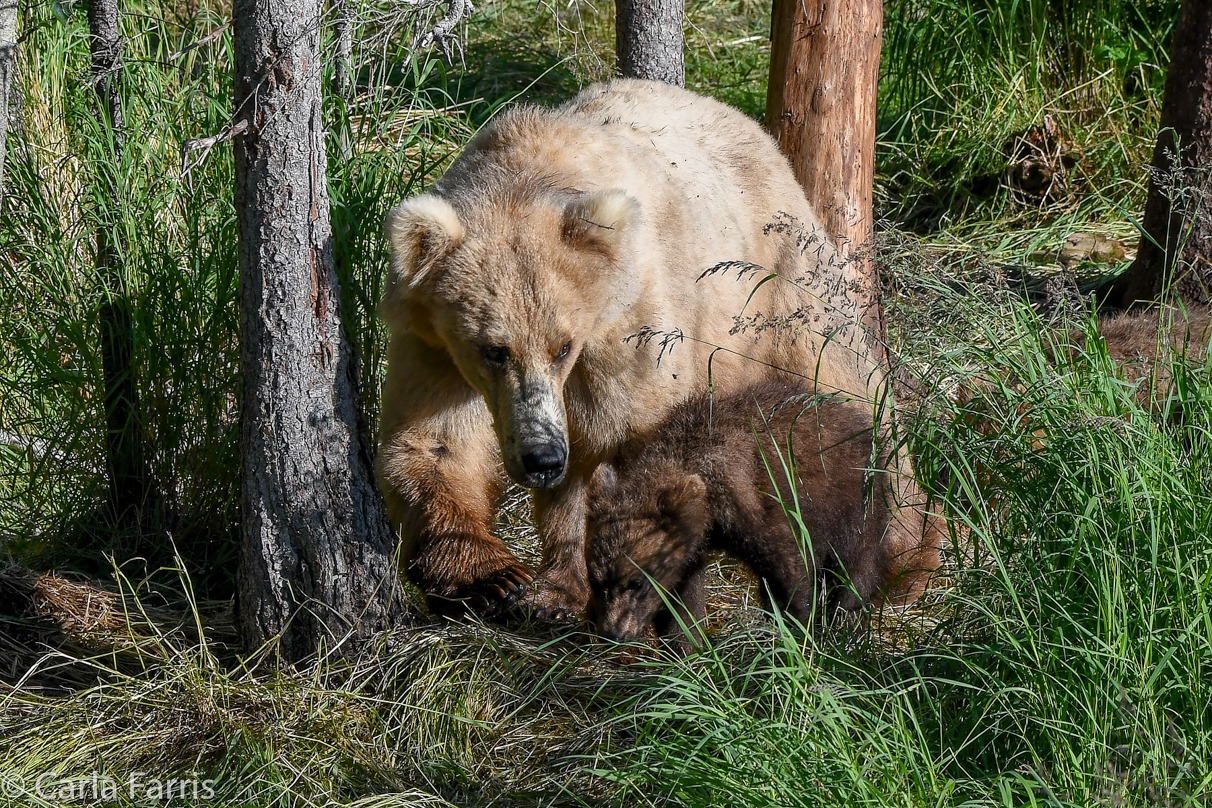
[382,188,641,489]
[585,463,709,642]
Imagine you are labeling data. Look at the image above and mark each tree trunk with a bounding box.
[333,0,354,163]
[1109,0,1212,308]
[764,1,941,608]
[615,0,684,86]
[233,0,403,662]
[765,0,886,367]
[0,0,18,202]
[89,0,152,534]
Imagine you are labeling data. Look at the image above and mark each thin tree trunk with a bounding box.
[89,0,151,533]
[765,0,886,366]
[1109,0,1212,308]
[233,0,403,662]
[766,0,938,603]
[0,0,18,202]
[615,0,684,86]
[333,0,354,163]
[331,0,364,432]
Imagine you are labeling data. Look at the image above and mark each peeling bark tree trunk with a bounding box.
[616,0,684,86]
[89,0,152,534]
[233,0,403,662]
[0,0,19,201]
[766,0,938,603]
[765,0,887,367]
[1109,0,1212,308]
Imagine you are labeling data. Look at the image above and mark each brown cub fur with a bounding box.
[1088,305,1209,404]
[587,379,930,648]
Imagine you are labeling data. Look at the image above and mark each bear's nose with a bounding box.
[521,443,566,476]
[594,618,625,643]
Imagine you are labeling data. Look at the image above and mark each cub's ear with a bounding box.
[383,195,464,295]
[657,475,709,570]
[658,475,708,529]
[562,190,639,256]
[588,463,620,509]
[590,463,619,494]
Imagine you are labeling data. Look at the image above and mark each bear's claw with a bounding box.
[426,564,535,619]
[519,577,586,622]
[462,564,534,618]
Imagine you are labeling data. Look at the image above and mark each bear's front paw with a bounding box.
[428,564,534,619]
[521,577,588,622]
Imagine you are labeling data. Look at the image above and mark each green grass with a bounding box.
[3,0,1210,805]
[595,291,1212,807]
[878,0,1179,231]
[4,282,1210,806]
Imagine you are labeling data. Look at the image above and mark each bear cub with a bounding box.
[587,379,895,648]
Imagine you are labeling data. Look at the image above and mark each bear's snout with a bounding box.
[522,443,565,474]
[518,441,567,488]
[591,608,631,643]
[597,626,626,643]
[495,370,570,489]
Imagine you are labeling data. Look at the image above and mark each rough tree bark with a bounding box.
[333,0,354,163]
[616,0,684,86]
[765,0,886,367]
[89,0,152,533]
[0,0,18,201]
[233,0,403,662]
[1109,0,1212,308]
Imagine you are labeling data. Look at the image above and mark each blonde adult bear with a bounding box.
[378,79,937,618]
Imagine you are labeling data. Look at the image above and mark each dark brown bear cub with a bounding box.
[587,379,901,649]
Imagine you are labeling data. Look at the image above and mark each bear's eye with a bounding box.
[624,578,645,594]
[555,340,572,361]
[482,345,510,366]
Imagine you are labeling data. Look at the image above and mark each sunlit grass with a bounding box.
[5,268,1209,806]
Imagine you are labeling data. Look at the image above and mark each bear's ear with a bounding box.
[658,475,708,531]
[383,195,464,294]
[589,463,619,496]
[562,190,638,257]
[588,463,620,512]
[657,475,708,569]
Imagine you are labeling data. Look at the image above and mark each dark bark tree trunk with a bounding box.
[89,0,153,534]
[616,0,684,86]
[333,0,354,163]
[233,0,403,662]
[1109,0,1212,308]
[0,0,18,201]
[765,0,887,367]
